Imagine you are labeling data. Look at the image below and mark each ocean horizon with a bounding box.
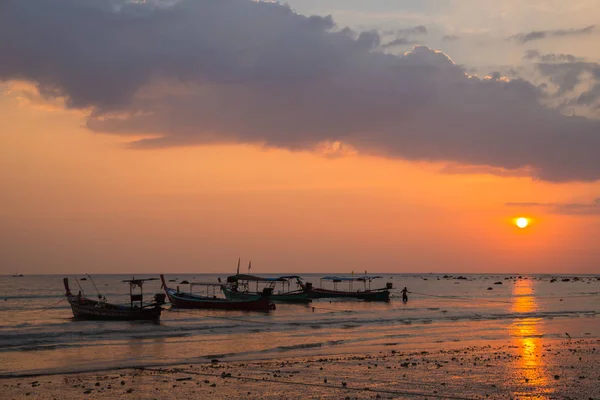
[2,273,598,378]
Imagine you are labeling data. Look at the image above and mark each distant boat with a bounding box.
[222,274,312,304]
[63,277,166,321]
[307,275,392,302]
[12,274,24,277]
[160,275,274,311]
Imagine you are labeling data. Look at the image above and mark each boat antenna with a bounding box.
[74,277,85,297]
[87,274,103,300]
[237,257,240,275]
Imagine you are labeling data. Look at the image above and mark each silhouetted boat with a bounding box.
[307,275,391,302]
[222,274,312,304]
[160,275,274,311]
[63,277,165,321]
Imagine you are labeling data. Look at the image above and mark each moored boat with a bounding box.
[223,274,312,304]
[63,277,166,321]
[160,275,275,311]
[307,275,391,302]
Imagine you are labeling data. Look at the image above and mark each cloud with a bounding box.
[576,83,600,106]
[2,0,600,182]
[439,164,532,178]
[525,51,600,110]
[381,25,426,48]
[506,198,600,216]
[511,25,596,44]
[381,38,416,48]
[442,35,460,42]
[536,61,600,94]
[523,50,578,63]
[392,25,428,36]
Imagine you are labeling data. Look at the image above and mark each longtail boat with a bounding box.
[307,275,392,302]
[63,277,166,321]
[160,275,275,311]
[222,274,312,304]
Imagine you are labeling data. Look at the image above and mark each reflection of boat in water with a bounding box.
[307,275,392,302]
[223,274,312,303]
[160,274,274,311]
[64,277,165,321]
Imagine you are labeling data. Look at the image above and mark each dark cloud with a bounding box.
[576,83,600,106]
[506,198,600,216]
[2,0,600,182]
[536,61,600,94]
[527,51,600,108]
[511,25,596,44]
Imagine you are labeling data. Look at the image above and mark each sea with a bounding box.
[1,273,599,377]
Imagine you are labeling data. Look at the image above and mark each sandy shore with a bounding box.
[3,339,599,399]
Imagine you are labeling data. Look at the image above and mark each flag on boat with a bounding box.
[237,257,240,274]
[248,261,252,271]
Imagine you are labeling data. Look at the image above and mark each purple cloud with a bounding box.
[1,0,600,182]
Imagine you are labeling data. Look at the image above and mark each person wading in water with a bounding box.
[400,287,410,302]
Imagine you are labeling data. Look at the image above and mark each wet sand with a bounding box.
[3,338,599,399]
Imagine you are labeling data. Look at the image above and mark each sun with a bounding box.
[516,217,529,229]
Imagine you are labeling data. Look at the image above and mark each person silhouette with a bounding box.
[400,287,410,302]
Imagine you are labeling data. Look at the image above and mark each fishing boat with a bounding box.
[63,277,166,321]
[307,275,392,302]
[222,274,312,304]
[160,275,275,311]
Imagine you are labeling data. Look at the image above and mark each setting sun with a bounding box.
[516,217,529,229]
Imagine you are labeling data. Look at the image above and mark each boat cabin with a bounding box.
[226,274,304,295]
[122,277,165,308]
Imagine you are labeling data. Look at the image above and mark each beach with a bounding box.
[3,339,599,399]
[1,274,599,399]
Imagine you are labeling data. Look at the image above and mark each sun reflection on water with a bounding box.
[509,279,550,396]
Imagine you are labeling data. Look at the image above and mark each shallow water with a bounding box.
[1,273,599,376]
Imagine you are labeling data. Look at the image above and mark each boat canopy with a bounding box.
[188,282,225,287]
[227,274,287,283]
[321,275,383,282]
[226,274,303,283]
[122,277,159,287]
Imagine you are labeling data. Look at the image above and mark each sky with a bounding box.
[1,0,599,275]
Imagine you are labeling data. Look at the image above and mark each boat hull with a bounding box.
[222,287,312,304]
[164,288,274,311]
[67,297,162,321]
[308,288,390,302]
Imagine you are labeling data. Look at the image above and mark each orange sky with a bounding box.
[1,1,599,275]
[1,86,598,274]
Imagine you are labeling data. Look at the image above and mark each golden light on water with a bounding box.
[509,279,550,396]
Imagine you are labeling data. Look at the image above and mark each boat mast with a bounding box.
[130,278,133,308]
[87,274,103,300]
